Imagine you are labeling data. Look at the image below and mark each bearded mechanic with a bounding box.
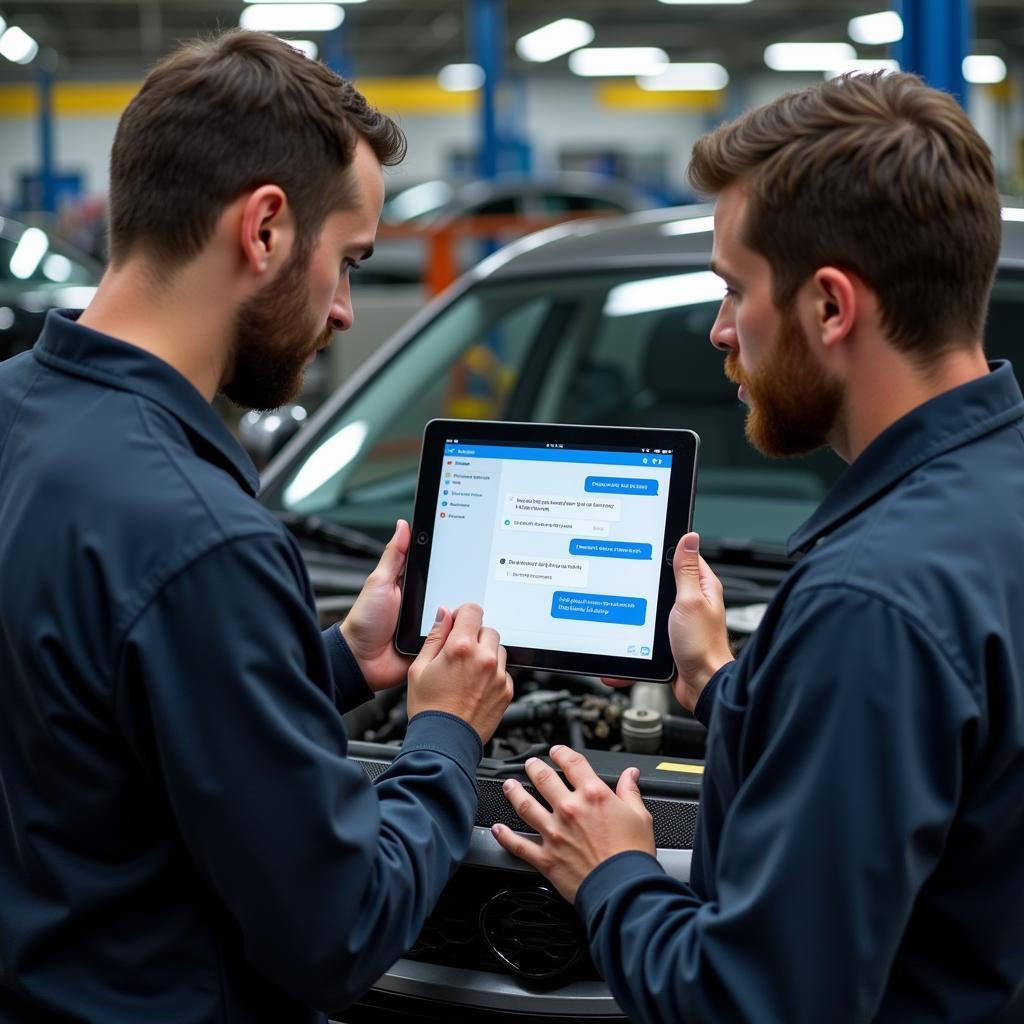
[0,31,513,1022]
[494,72,1024,1023]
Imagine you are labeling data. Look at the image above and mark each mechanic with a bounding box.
[494,71,1024,1022]
[0,31,512,1022]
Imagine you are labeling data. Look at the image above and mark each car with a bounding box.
[257,203,1024,1022]
[0,215,101,362]
[359,173,652,286]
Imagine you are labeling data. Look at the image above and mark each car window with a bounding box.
[0,230,94,291]
[267,266,1024,546]
[541,193,626,213]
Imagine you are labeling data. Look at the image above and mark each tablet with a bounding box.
[395,420,699,681]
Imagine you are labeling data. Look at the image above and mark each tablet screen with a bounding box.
[420,436,675,662]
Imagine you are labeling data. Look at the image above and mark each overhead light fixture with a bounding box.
[239,4,344,32]
[569,47,669,78]
[244,0,365,3]
[764,42,856,72]
[42,253,73,283]
[1001,208,1024,222]
[825,59,899,80]
[0,26,39,64]
[0,17,6,36]
[438,63,484,92]
[639,63,729,91]
[657,0,752,5]
[848,11,903,45]
[963,54,1006,84]
[282,38,318,59]
[10,228,49,280]
[604,271,726,317]
[516,18,594,63]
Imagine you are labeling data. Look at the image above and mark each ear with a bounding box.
[238,185,295,277]
[802,266,858,351]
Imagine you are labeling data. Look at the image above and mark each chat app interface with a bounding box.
[421,439,673,659]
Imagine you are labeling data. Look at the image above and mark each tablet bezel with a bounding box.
[395,419,699,681]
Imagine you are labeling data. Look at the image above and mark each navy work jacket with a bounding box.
[0,311,482,1022]
[577,362,1024,1022]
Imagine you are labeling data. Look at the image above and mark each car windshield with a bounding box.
[264,265,1024,549]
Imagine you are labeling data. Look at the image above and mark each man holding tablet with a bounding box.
[0,32,512,1022]
[493,73,1024,1022]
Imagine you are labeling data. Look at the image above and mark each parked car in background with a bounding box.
[256,204,1024,1023]
[359,172,652,285]
[0,215,101,362]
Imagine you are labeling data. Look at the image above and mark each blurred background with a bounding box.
[0,0,1021,441]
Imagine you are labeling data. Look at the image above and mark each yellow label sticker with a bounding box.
[655,762,704,775]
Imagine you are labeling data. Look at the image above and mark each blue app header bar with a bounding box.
[443,443,672,468]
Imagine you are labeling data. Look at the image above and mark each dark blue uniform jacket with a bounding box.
[0,311,482,1022]
[577,361,1024,1023]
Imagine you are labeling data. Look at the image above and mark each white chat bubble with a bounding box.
[494,555,589,587]
[504,493,621,521]
[500,516,611,537]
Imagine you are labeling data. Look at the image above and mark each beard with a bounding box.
[220,246,332,412]
[724,306,843,458]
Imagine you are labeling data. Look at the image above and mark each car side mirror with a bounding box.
[238,404,309,468]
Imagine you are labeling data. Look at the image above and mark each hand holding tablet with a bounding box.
[396,420,699,681]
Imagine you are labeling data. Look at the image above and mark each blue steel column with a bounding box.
[470,0,503,179]
[38,62,56,214]
[893,0,971,106]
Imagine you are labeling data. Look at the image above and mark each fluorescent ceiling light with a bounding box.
[569,47,669,78]
[1002,207,1024,222]
[0,26,38,64]
[825,58,899,80]
[963,54,1006,84]
[639,63,729,91]
[438,63,484,92]
[239,4,344,32]
[282,38,318,59]
[657,0,752,4]
[244,0,364,3]
[604,271,725,317]
[516,18,594,63]
[661,215,716,236]
[10,227,49,280]
[764,42,856,72]
[848,11,903,45]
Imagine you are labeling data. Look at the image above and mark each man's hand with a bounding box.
[599,532,732,710]
[407,603,513,743]
[491,745,655,904]
[340,519,413,692]
[668,532,733,711]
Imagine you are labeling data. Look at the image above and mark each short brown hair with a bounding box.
[689,72,1001,357]
[108,30,406,267]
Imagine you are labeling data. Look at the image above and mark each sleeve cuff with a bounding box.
[397,711,484,787]
[575,850,666,927]
[693,661,734,729]
[324,625,374,714]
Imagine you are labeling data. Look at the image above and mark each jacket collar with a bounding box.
[788,360,1024,556]
[33,309,260,495]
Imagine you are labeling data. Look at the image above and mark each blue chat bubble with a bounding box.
[585,476,658,496]
[551,591,648,626]
[568,539,653,560]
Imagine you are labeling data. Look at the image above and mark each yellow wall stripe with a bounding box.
[0,77,476,119]
[599,83,725,113]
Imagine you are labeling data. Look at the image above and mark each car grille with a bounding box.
[407,865,598,982]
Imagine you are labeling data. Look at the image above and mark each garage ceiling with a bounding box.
[1,0,1022,81]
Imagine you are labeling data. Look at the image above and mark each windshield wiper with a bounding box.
[274,512,384,559]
